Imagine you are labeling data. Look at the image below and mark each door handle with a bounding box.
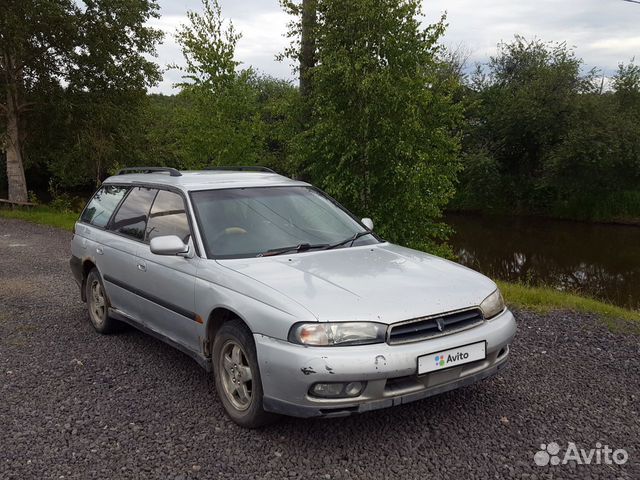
[96,246,103,255]
[137,262,147,272]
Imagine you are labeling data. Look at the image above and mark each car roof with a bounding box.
[102,170,309,192]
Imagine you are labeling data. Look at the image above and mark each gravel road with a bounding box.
[1,217,639,479]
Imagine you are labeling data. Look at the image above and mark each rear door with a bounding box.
[75,184,130,303]
[135,189,200,353]
[103,186,158,322]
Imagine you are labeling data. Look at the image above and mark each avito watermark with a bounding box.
[534,442,629,467]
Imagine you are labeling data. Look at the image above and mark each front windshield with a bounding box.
[190,186,378,258]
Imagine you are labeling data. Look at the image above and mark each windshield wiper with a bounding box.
[258,243,329,257]
[324,231,374,250]
[259,231,375,257]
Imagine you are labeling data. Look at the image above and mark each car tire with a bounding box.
[85,268,120,334]
[213,319,279,428]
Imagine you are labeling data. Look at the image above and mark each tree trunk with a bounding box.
[5,69,28,202]
[300,0,317,101]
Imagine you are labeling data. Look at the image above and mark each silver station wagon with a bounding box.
[70,166,516,427]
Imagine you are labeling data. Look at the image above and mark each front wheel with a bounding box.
[212,320,278,428]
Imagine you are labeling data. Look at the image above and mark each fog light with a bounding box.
[310,381,365,398]
[311,383,344,397]
[344,382,364,397]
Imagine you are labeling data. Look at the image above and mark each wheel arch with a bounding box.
[80,259,98,302]
[204,306,251,358]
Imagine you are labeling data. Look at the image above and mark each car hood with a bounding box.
[217,243,497,324]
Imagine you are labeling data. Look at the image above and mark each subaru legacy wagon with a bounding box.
[70,166,516,427]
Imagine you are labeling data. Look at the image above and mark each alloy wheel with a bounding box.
[219,340,253,411]
[89,279,106,326]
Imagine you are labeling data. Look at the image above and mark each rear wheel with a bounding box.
[213,319,278,428]
[85,268,120,334]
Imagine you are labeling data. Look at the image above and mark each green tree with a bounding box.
[282,0,462,252]
[461,37,592,211]
[248,75,299,174]
[613,61,640,114]
[0,0,162,199]
[457,38,640,221]
[542,62,640,219]
[0,0,77,201]
[138,94,188,168]
[173,0,239,91]
[173,0,267,168]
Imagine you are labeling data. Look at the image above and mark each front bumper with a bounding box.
[255,308,516,418]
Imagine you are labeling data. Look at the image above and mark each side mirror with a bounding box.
[150,235,190,257]
[362,217,374,230]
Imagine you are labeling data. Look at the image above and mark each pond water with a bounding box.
[446,213,640,311]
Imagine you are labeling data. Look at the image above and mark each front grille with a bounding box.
[387,308,484,344]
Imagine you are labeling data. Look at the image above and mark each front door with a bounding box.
[135,189,201,354]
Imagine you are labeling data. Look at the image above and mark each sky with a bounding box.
[150,0,640,94]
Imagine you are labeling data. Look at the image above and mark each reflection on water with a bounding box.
[447,213,640,310]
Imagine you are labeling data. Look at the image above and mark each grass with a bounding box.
[498,281,640,332]
[0,206,78,231]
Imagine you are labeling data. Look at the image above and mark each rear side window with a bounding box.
[146,190,191,243]
[110,187,157,240]
[81,186,129,228]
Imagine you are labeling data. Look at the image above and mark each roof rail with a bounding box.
[117,167,182,177]
[204,166,275,173]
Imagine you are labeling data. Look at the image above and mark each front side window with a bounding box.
[146,190,191,243]
[110,187,157,240]
[191,186,377,258]
[80,185,129,228]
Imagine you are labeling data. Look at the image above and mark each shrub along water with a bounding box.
[452,37,640,223]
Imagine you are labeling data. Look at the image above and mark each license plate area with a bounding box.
[418,341,486,375]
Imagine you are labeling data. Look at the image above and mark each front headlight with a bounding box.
[288,322,387,346]
[480,289,505,319]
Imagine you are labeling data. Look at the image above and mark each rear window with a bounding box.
[110,187,157,240]
[80,185,129,228]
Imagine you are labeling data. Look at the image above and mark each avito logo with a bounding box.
[435,351,470,368]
